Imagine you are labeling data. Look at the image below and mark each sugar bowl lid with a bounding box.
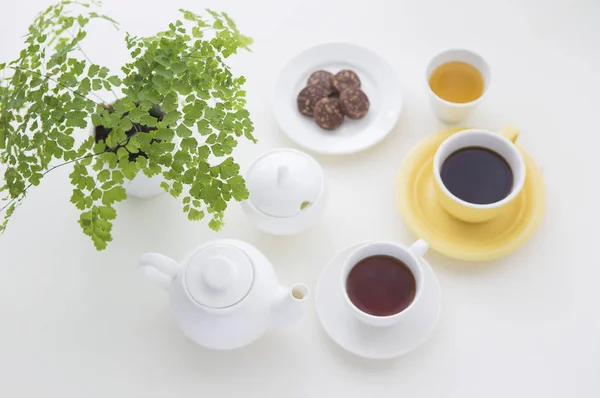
[246,149,323,218]
[184,244,254,308]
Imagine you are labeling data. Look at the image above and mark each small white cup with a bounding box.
[433,126,526,223]
[426,48,490,124]
[341,240,429,327]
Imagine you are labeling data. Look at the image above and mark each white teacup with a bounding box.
[341,240,429,327]
[426,48,490,124]
[433,126,526,223]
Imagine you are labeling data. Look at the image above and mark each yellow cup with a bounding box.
[432,126,526,223]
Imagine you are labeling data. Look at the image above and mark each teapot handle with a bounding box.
[140,253,180,291]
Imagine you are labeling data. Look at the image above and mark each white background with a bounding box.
[1,0,599,396]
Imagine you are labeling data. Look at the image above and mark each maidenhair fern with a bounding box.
[0,1,255,250]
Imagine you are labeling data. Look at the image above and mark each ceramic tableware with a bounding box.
[341,240,428,327]
[395,127,546,261]
[140,239,309,350]
[433,125,525,223]
[316,241,441,360]
[241,148,326,235]
[426,48,490,123]
[273,42,402,155]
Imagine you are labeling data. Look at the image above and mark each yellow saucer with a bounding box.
[395,128,546,261]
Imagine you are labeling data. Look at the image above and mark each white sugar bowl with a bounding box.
[241,148,327,235]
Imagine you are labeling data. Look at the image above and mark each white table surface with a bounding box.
[1,0,599,396]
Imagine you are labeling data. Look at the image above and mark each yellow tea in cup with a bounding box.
[429,61,484,103]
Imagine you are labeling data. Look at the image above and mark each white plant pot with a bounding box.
[123,172,165,200]
[89,123,166,201]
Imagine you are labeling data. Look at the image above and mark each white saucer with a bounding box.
[273,43,402,155]
[315,243,441,359]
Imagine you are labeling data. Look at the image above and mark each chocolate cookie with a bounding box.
[307,70,336,95]
[313,98,344,130]
[297,85,329,116]
[333,70,361,92]
[340,88,370,119]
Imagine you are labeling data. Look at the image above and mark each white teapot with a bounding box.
[140,239,309,350]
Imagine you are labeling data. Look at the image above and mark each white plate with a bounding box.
[315,242,441,360]
[273,43,403,155]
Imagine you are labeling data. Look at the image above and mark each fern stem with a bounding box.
[0,127,141,214]
[9,66,105,105]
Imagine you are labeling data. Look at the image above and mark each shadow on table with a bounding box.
[313,316,443,372]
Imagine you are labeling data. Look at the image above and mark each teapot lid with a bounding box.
[247,149,323,218]
[184,244,254,308]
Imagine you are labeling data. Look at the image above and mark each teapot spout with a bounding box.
[270,284,310,328]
